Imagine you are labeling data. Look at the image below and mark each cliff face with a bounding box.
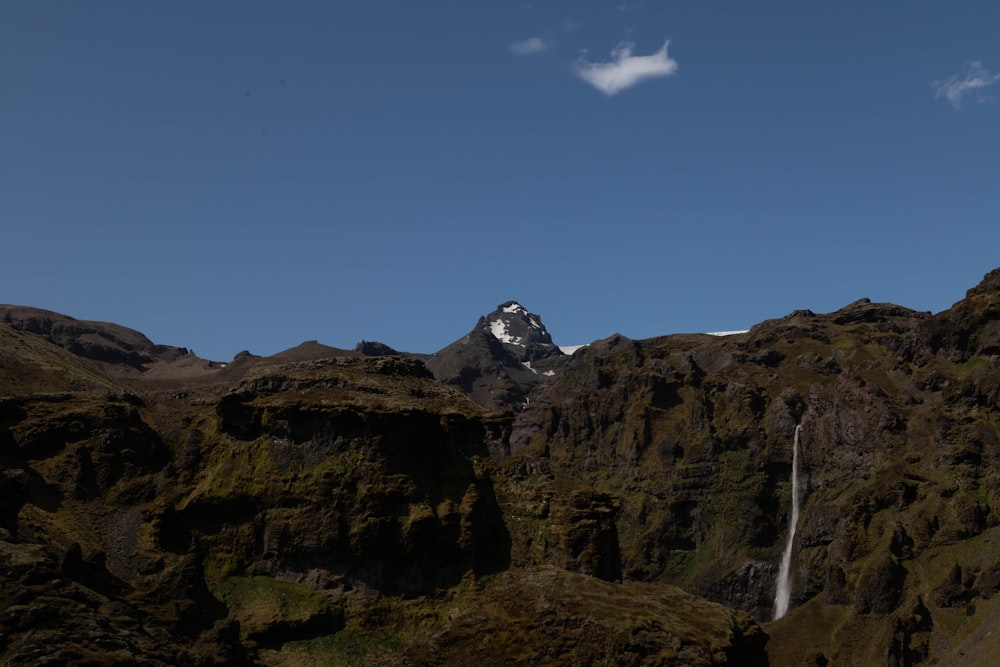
[161,356,512,596]
[0,324,763,665]
[498,271,1000,664]
[4,269,1000,665]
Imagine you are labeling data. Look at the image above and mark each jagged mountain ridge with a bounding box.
[2,269,1000,664]
[474,300,562,361]
[425,300,568,412]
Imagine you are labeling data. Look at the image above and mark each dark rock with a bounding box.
[354,340,402,357]
[59,543,126,597]
[704,560,777,622]
[2,602,59,632]
[824,565,849,605]
[888,525,914,559]
[0,469,29,534]
[832,299,924,325]
[427,301,566,411]
[151,544,228,637]
[427,330,548,411]
[932,564,971,608]
[885,599,932,667]
[551,490,622,582]
[855,556,906,615]
[976,562,1000,599]
[473,301,562,362]
[965,266,1000,297]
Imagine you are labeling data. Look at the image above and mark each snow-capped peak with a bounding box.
[476,301,560,360]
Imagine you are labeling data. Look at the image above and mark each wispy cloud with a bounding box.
[616,1,644,12]
[509,36,549,56]
[934,61,1000,110]
[574,40,677,96]
[561,19,581,33]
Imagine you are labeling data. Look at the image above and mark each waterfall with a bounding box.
[773,424,802,620]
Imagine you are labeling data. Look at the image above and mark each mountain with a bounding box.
[4,269,1000,665]
[0,305,221,380]
[426,301,567,412]
[475,300,562,362]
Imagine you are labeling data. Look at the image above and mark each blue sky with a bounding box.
[3,2,999,359]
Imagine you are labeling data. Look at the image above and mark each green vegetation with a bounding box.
[212,576,336,633]
[261,631,404,667]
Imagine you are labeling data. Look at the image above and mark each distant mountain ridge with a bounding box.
[0,304,212,378]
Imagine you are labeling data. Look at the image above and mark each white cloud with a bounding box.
[934,61,1000,109]
[510,36,549,55]
[574,40,677,96]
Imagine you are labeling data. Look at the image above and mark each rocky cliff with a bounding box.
[498,268,1000,665]
[3,269,1000,665]
[0,315,760,665]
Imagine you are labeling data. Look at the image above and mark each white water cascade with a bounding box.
[772,424,802,621]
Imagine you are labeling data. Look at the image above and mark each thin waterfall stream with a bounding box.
[772,424,802,620]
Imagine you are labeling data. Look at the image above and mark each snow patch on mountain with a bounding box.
[490,319,525,346]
